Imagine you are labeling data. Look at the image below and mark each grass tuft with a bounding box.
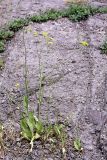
[30,5,102,23]
[31,9,63,23]
[0,30,14,40]
[9,19,29,32]
[0,41,5,53]
[100,41,107,55]
[98,7,107,14]
[64,5,100,21]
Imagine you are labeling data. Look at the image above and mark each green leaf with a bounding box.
[23,95,28,112]
[44,124,53,140]
[28,112,36,125]
[21,131,31,141]
[26,112,36,135]
[74,139,82,151]
[54,125,60,135]
[34,115,39,122]
[47,125,53,135]
[20,118,32,140]
[34,133,40,140]
[35,120,44,134]
[54,124,63,136]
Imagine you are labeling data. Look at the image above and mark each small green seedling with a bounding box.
[54,124,63,136]
[74,138,83,151]
[44,124,53,140]
[54,124,66,155]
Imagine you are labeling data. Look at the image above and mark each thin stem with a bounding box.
[22,30,28,98]
[35,38,43,119]
[38,52,42,119]
[22,29,29,115]
[29,137,34,152]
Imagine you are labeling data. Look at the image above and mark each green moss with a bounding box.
[31,9,63,23]
[63,5,94,21]
[98,7,107,14]
[100,41,107,55]
[9,19,29,31]
[0,30,14,40]
[0,41,5,53]
[30,5,102,23]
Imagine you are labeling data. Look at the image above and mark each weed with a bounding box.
[0,58,4,69]
[0,41,5,53]
[0,30,14,40]
[21,99,66,152]
[9,19,29,32]
[54,124,66,153]
[64,5,93,21]
[73,138,83,151]
[20,30,67,154]
[98,7,107,14]
[43,123,66,155]
[31,5,93,23]
[20,30,44,152]
[30,5,103,23]
[20,95,44,152]
[31,9,62,23]
[100,41,107,55]
[20,94,66,153]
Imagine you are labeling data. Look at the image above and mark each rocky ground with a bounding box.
[0,0,107,160]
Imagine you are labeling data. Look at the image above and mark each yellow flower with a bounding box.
[47,41,53,45]
[15,83,20,88]
[42,31,48,37]
[34,31,38,37]
[80,41,89,46]
[46,37,54,45]
[49,37,54,41]
[42,31,54,45]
